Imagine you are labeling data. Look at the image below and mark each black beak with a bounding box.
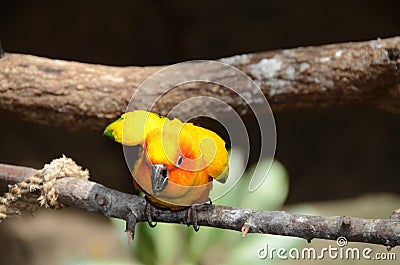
[151,164,169,193]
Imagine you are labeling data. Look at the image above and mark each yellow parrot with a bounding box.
[104,110,229,229]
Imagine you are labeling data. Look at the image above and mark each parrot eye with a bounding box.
[175,155,184,167]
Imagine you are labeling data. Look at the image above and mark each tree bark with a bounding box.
[0,37,399,131]
[1,162,399,248]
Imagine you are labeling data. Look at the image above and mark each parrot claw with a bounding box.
[187,206,200,232]
[148,220,157,228]
[186,199,213,231]
[145,200,157,228]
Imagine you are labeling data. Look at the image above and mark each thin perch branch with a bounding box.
[1,162,399,248]
[0,37,399,130]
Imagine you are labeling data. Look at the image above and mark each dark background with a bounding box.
[1,0,399,203]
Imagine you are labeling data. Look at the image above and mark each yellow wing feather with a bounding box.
[104,110,165,146]
[104,111,229,182]
[184,124,229,183]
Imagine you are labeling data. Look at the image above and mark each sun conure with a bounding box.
[104,110,229,216]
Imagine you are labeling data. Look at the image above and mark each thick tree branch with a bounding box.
[0,37,399,131]
[1,162,399,248]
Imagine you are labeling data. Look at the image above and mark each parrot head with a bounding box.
[104,110,229,208]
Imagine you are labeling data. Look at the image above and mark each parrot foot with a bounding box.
[187,205,200,232]
[186,199,213,231]
[186,198,212,232]
[145,200,157,228]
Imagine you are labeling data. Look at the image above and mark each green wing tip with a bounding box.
[103,115,125,141]
[217,176,227,184]
[215,167,229,183]
[103,127,115,140]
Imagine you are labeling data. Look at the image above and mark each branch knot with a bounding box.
[338,216,352,236]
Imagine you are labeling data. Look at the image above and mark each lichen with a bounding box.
[296,216,307,223]
[285,66,295,80]
[267,80,291,97]
[299,63,310,72]
[220,54,251,65]
[249,58,282,79]
[335,50,344,57]
[101,74,125,83]
[369,38,383,49]
[320,57,330,63]
[282,49,296,57]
